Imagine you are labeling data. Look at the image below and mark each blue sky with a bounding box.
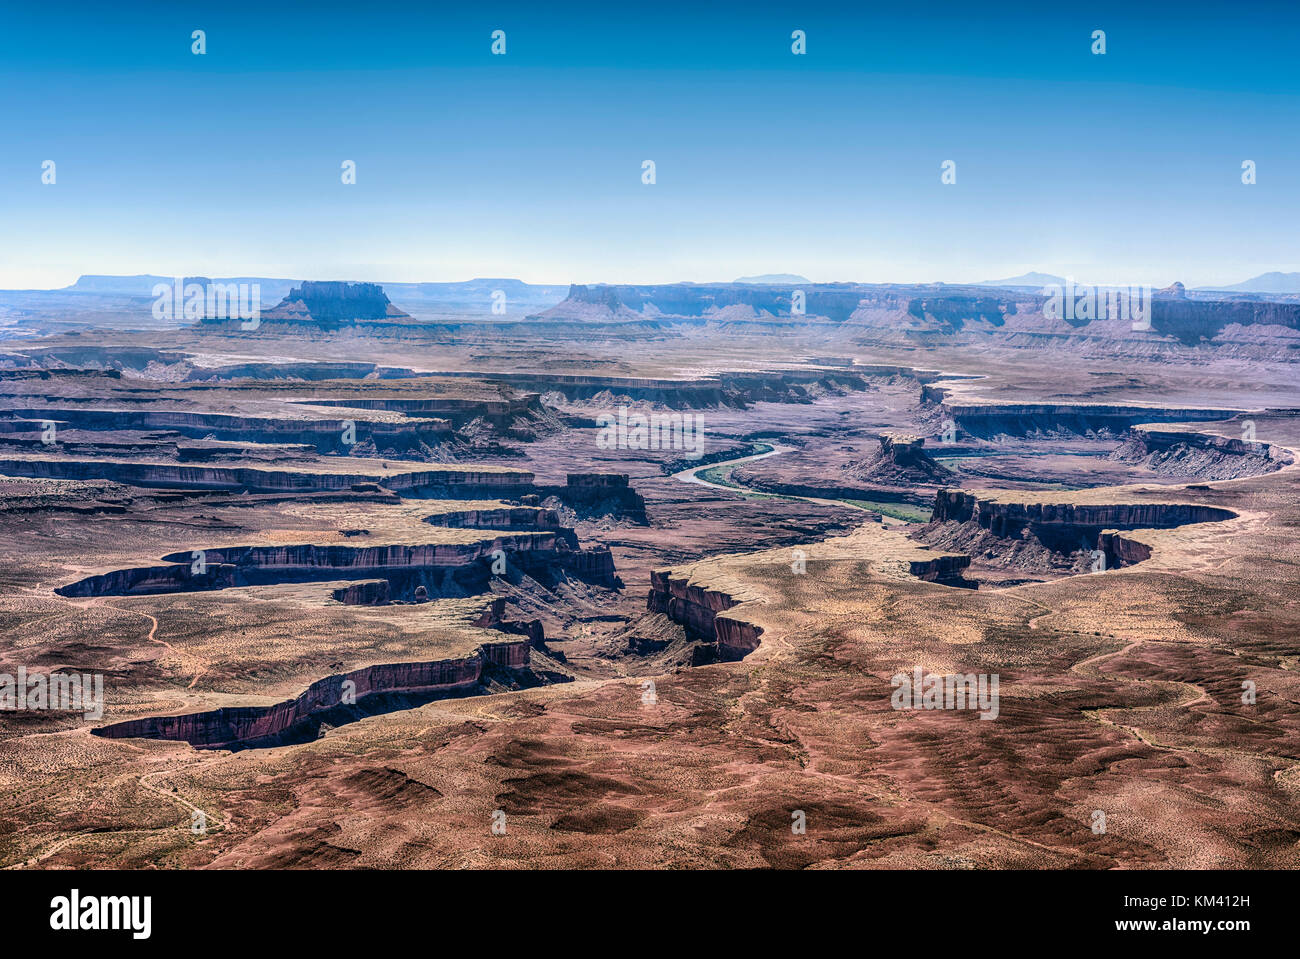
[2,0,1297,288]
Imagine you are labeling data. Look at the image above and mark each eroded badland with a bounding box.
[1,279,1298,868]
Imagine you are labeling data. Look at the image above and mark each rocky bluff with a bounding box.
[200,281,412,330]
[928,489,1236,560]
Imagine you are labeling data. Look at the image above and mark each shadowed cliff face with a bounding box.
[920,489,1237,577]
[199,281,412,331]
[1110,427,1292,480]
[917,391,1244,439]
[929,490,1238,534]
[0,456,532,494]
[538,282,1300,351]
[646,570,762,661]
[56,532,619,598]
[91,641,541,750]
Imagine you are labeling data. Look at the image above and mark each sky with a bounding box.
[2,0,1298,289]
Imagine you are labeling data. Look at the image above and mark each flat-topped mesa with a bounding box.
[646,568,763,661]
[1110,425,1292,480]
[238,281,411,330]
[539,473,649,524]
[927,488,1236,561]
[540,282,887,324]
[57,529,619,598]
[922,394,1243,439]
[91,641,535,750]
[0,406,450,453]
[0,456,532,496]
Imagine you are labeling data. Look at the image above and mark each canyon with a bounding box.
[0,276,1297,872]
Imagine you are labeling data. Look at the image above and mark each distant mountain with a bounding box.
[57,275,567,308]
[64,275,299,300]
[734,274,812,285]
[977,272,1067,289]
[1201,272,1300,294]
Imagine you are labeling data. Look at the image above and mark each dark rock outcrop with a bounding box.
[200,281,412,331]
[91,642,533,750]
[332,579,391,605]
[646,569,762,661]
[842,434,955,486]
[0,456,531,496]
[57,530,619,597]
[538,474,649,524]
[1110,426,1291,480]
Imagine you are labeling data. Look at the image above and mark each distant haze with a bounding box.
[1199,272,1300,294]
[3,4,1300,290]
[734,274,812,285]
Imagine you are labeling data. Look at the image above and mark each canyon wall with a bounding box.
[1110,426,1291,480]
[922,396,1240,439]
[1097,531,1154,568]
[0,456,532,495]
[59,531,618,597]
[929,490,1236,534]
[0,406,450,453]
[92,643,527,749]
[646,569,763,660]
[542,473,649,524]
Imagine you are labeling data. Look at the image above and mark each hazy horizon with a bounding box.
[4,0,1298,289]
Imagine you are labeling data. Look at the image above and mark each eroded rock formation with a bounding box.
[1110,426,1291,480]
[92,641,535,750]
[646,569,763,660]
[842,434,955,486]
[58,530,618,597]
[922,489,1236,576]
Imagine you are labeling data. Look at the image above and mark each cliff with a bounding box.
[541,473,649,524]
[92,641,531,749]
[646,568,763,660]
[842,434,955,486]
[423,506,567,532]
[0,456,532,496]
[58,530,619,597]
[921,394,1241,439]
[1096,530,1153,568]
[331,579,391,605]
[924,489,1236,568]
[0,405,450,454]
[1110,426,1291,480]
[200,281,413,331]
[929,489,1237,534]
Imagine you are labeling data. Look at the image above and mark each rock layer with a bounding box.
[1110,426,1291,480]
[646,569,763,660]
[92,641,531,749]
